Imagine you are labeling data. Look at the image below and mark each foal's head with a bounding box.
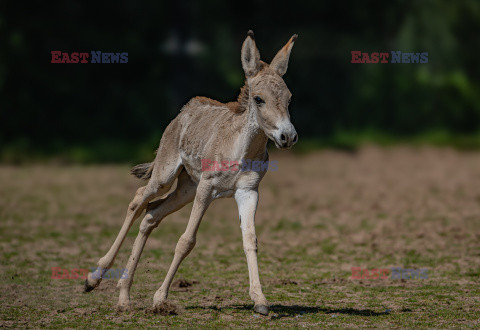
[241,30,298,150]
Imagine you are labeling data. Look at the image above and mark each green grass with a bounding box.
[1,150,480,327]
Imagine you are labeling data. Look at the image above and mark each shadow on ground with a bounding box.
[186,304,392,319]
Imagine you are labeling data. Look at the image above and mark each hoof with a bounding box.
[254,304,269,316]
[116,303,132,312]
[83,279,96,293]
[152,302,179,315]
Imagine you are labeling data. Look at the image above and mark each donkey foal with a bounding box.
[84,30,298,316]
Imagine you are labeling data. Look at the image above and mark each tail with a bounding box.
[130,162,154,180]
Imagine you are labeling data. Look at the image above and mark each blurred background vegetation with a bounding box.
[1,0,480,163]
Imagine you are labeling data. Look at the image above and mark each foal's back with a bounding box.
[168,97,246,178]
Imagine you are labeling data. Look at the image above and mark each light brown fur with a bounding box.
[85,31,298,316]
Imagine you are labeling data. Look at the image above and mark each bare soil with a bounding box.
[0,146,479,327]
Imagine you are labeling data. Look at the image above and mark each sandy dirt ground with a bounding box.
[0,146,479,327]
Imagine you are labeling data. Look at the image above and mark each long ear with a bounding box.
[270,34,298,77]
[241,30,261,77]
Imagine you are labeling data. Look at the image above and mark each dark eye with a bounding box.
[254,96,264,105]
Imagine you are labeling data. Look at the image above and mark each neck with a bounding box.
[237,81,268,160]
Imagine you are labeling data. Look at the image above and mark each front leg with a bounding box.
[234,188,269,316]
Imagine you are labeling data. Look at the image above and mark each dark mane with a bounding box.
[190,61,269,115]
[227,61,269,114]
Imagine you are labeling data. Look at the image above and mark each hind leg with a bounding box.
[117,170,197,310]
[85,136,183,292]
[153,180,213,309]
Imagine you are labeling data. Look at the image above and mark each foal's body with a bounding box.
[84,31,298,316]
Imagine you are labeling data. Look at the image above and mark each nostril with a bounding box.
[280,134,287,142]
[292,134,298,143]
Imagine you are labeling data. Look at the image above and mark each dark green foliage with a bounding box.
[1,0,479,162]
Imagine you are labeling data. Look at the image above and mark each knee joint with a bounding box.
[243,246,258,253]
[129,202,137,211]
[139,214,159,233]
[176,234,196,255]
[243,234,257,252]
